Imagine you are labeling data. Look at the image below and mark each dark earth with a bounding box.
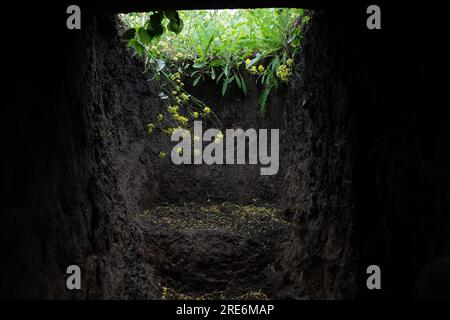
[139,203,290,299]
[1,2,449,300]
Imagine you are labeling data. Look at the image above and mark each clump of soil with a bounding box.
[138,202,290,299]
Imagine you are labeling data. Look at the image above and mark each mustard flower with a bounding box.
[203,106,211,114]
[258,65,265,73]
[168,106,179,114]
[147,123,155,134]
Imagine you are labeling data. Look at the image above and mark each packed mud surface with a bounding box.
[138,203,291,299]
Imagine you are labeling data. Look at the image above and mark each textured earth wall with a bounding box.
[1,14,162,299]
[1,4,449,300]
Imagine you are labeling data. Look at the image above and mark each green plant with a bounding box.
[121,11,222,145]
[120,9,310,114]
[119,9,310,157]
[121,10,184,56]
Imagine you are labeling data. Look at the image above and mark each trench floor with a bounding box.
[138,202,291,300]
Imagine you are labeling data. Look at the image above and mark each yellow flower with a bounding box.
[276,64,291,81]
[157,113,164,122]
[147,123,155,134]
[287,58,293,66]
[245,58,251,66]
[171,72,181,80]
[258,65,265,73]
[161,287,169,299]
[175,52,183,59]
[164,127,177,135]
[193,111,199,119]
[168,106,179,114]
[203,106,211,114]
[174,114,188,127]
[159,152,166,159]
[250,66,257,74]
[181,93,190,101]
[172,90,177,95]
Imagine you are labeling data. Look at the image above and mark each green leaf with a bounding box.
[128,39,145,57]
[163,10,178,20]
[168,18,184,34]
[197,46,204,61]
[155,59,166,72]
[150,11,164,27]
[235,74,242,88]
[138,28,153,44]
[222,76,234,96]
[240,75,248,96]
[122,28,136,41]
[259,86,271,113]
[204,33,216,56]
[248,53,261,67]
[148,12,165,37]
[210,59,225,67]
[272,56,281,73]
[288,33,296,44]
[193,75,203,86]
[148,24,164,37]
[216,71,225,84]
[224,64,230,77]
[193,62,206,68]
[222,80,228,96]
[164,10,184,34]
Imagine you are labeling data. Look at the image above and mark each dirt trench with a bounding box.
[2,5,449,300]
[138,203,291,299]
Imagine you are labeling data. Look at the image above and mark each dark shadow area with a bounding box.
[0,1,449,300]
